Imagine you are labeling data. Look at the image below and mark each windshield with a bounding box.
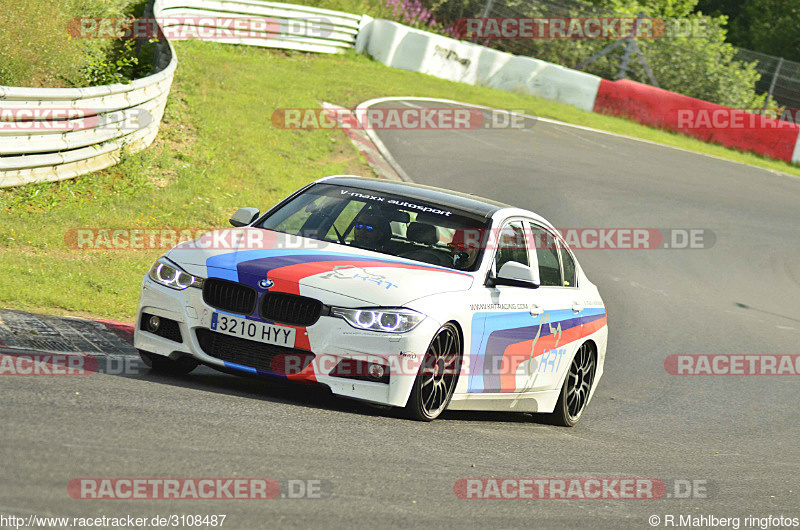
[257,183,491,271]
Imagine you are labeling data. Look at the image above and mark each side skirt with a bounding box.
[447,389,560,413]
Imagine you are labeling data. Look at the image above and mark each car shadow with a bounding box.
[2,349,562,425]
[440,409,541,424]
[130,361,395,418]
[91,354,557,424]
[133,365,548,425]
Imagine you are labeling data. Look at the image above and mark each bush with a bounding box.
[370,0,464,36]
[591,0,768,108]
[408,0,770,108]
[0,0,146,87]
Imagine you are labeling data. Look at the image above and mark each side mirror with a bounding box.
[494,261,540,289]
[229,207,260,227]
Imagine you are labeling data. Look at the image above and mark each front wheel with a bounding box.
[139,349,199,376]
[544,342,596,427]
[404,323,462,421]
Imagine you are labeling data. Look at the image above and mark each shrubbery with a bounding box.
[377,0,772,108]
[0,0,775,108]
[0,0,147,87]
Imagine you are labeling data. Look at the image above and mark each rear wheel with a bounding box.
[545,342,596,427]
[138,349,198,376]
[404,323,461,421]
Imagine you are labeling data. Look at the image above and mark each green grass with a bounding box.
[1,40,798,320]
[0,0,149,87]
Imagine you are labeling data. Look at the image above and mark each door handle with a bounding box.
[530,304,544,316]
[572,302,584,313]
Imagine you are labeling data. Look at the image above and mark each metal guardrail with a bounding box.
[157,0,361,53]
[0,0,362,188]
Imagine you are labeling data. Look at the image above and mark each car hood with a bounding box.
[167,228,474,306]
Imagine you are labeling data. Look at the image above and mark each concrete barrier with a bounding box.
[6,7,795,188]
[593,79,800,163]
[487,56,600,111]
[794,135,800,164]
[359,19,799,164]
[361,19,601,112]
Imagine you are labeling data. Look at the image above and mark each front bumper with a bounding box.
[133,275,440,407]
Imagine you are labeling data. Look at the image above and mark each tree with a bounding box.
[697,0,800,62]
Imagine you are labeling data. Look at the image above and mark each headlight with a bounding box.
[148,257,204,290]
[331,307,425,333]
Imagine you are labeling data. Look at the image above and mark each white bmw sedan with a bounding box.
[134,176,607,425]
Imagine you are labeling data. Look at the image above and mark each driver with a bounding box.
[352,212,392,252]
[449,228,483,270]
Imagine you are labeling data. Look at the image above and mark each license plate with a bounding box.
[210,313,296,347]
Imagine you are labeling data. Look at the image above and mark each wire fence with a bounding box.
[734,49,800,110]
[453,0,799,110]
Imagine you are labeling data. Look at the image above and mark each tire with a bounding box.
[138,349,199,376]
[544,342,596,427]
[404,323,462,421]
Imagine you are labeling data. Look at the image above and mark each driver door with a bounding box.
[520,223,583,393]
[467,220,541,394]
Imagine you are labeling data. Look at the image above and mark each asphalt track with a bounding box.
[2,98,800,529]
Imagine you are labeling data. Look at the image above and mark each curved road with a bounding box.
[1,99,799,528]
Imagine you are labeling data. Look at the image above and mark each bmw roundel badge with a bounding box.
[259,278,274,289]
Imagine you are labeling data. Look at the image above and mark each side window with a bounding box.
[530,224,562,287]
[494,221,529,273]
[559,241,577,287]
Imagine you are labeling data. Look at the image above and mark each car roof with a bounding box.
[319,176,513,219]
